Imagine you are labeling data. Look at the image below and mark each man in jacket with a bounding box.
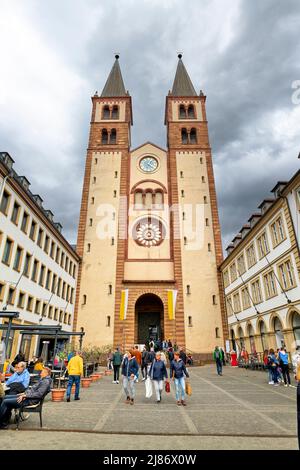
[213,346,224,376]
[149,352,169,403]
[170,352,189,406]
[0,366,52,428]
[66,351,83,402]
[121,352,138,405]
[0,361,30,394]
[112,347,123,384]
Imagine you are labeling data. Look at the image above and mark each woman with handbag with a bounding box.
[170,352,190,406]
[149,352,169,403]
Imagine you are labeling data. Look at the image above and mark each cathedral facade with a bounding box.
[74,55,228,356]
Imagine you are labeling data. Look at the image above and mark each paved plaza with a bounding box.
[0,365,298,450]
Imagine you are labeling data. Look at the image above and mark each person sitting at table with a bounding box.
[33,357,44,372]
[0,366,52,429]
[0,362,30,395]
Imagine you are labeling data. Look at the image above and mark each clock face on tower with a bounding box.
[139,156,158,173]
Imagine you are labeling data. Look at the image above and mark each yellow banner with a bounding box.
[119,289,129,320]
[167,289,177,320]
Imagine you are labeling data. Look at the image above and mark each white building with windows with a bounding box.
[220,169,300,356]
[0,152,80,361]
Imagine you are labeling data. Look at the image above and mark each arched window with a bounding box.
[188,105,195,118]
[134,191,143,209]
[155,191,163,208]
[181,128,188,144]
[145,191,152,209]
[190,128,197,144]
[110,129,117,144]
[101,129,108,144]
[103,105,110,119]
[179,105,186,119]
[111,105,119,119]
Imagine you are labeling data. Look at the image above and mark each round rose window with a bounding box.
[133,217,165,247]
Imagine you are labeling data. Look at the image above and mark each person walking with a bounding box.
[112,347,122,384]
[268,348,279,386]
[131,346,142,382]
[107,350,113,370]
[278,347,291,387]
[141,347,149,381]
[66,351,83,402]
[179,348,187,365]
[170,351,189,406]
[121,351,138,405]
[213,346,224,376]
[149,352,169,403]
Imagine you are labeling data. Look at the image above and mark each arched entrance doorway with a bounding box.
[292,312,300,343]
[259,321,268,352]
[230,329,236,351]
[274,317,285,348]
[135,294,164,346]
[248,324,256,354]
[237,327,245,349]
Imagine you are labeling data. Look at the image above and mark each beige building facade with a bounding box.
[74,55,227,356]
[0,152,79,361]
[220,170,300,357]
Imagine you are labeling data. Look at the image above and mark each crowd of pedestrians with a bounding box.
[110,339,192,406]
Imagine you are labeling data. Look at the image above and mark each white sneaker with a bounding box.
[142,378,146,381]
[274,383,280,386]
[116,380,119,384]
[268,381,274,385]
[112,381,116,384]
[284,384,288,387]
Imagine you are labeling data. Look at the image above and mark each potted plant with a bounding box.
[51,350,67,402]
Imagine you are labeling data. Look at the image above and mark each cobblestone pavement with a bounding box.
[0,365,298,450]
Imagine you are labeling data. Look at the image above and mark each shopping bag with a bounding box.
[165,381,170,393]
[185,381,192,396]
[145,377,153,398]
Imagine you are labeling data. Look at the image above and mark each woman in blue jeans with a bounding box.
[170,352,189,406]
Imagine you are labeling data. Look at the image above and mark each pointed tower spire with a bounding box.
[101,54,127,97]
[171,54,197,96]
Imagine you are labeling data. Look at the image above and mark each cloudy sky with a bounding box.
[0,0,299,252]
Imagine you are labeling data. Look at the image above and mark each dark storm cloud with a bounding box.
[0,0,299,253]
